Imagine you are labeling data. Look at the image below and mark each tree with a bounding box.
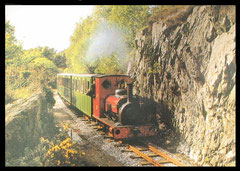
[93,5,150,48]
[28,57,58,88]
[5,20,23,66]
[65,15,99,74]
[54,53,67,69]
[41,47,56,61]
[94,54,124,74]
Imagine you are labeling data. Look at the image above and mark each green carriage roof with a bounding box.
[57,73,130,78]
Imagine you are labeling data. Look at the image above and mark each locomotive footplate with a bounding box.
[93,115,156,140]
[112,125,156,140]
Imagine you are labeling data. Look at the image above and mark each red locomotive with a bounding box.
[57,73,156,140]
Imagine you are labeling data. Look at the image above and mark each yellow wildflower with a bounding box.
[68,149,77,154]
[40,137,45,142]
[63,123,69,130]
[57,160,61,165]
[47,149,52,155]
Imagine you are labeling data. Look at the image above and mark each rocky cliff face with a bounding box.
[129,5,235,166]
[5,89,57,161]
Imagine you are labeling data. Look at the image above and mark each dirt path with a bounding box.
[52,91,124,166]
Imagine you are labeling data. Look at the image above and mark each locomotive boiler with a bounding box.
[105,82,144,125]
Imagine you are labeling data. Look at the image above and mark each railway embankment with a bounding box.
[129,5,235,166]
[5,88,57,163]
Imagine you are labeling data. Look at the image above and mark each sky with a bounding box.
[5,5,94,52]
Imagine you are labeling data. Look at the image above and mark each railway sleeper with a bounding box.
[122,149,148,152]
[130,153,159,159]
[121,148,148,153]
[89,124,98,128]
[140,160,170,166]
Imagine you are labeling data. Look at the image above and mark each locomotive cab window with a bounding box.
[102,79,111,89]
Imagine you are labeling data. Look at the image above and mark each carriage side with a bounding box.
[71,74,95,118]
[57,73,72,104]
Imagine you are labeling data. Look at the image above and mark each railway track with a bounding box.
[121,144,186,167]
[78,116,188,167]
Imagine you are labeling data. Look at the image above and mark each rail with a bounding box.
[122,144,186,167]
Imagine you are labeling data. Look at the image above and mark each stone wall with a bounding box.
[129,5,235,166]
[5,89,57,160]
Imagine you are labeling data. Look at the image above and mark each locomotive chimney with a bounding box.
[127,82,133,102]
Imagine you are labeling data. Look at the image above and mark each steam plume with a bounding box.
[85,20,130,65]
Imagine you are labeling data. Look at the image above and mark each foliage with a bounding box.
[5,6,193,104]
[42,86,56,109]
[64,5,151,75]
[65,15,99,74]
[5,21,67,103]
[28,57,58,88]
[93,54,124,74]
[148,62,161,74]
[54,52,67,69]
[93,5,150,48]
[5,21,23,66]
[6,124,85,166]
[44,137,80,166]
[149,5,194,26]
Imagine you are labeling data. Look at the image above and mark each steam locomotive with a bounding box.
[57,73,156,140]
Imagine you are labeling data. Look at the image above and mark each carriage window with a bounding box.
[83,79,85,93]
[74,79,76,91]
[73,79,75,91]
[83,79,86,93]
[80,79,83,93]
[102,79,111,89]
[75,79,77,91]
[79,79,81,92]
[82,79,84,93]
[72,79,74,90]
[85,79,88,93]
[68,78,70,88]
